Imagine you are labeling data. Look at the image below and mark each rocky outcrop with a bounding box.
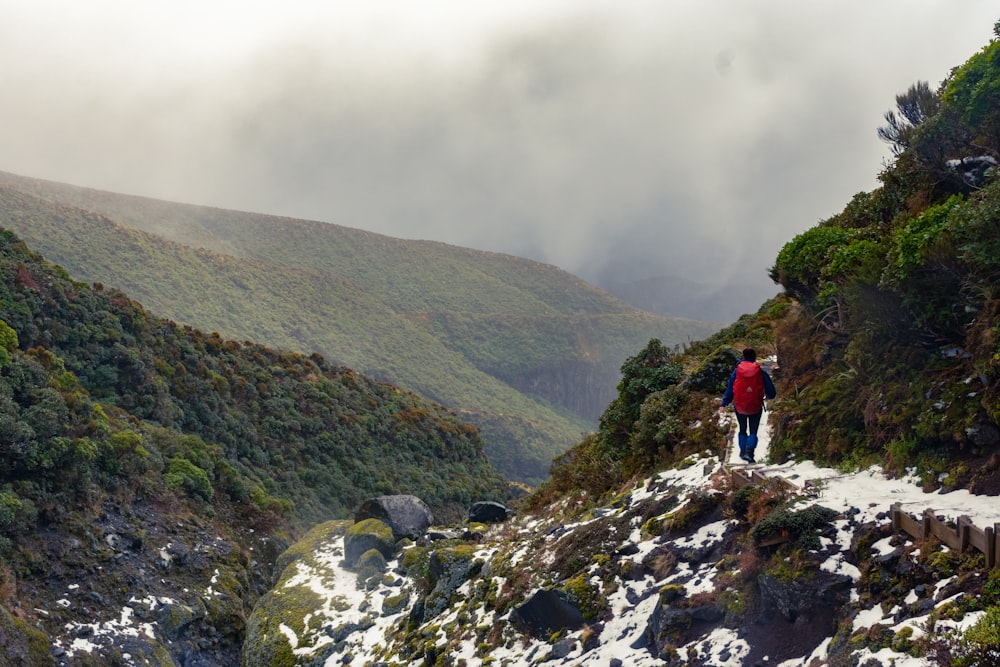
[242,520,354,667]
[354,495,433,541]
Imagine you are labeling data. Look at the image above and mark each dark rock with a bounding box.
[581,622,603,651]
[468,501,512,523]
[424,547,482,619]
[690,605,725,623]
[162,541,191,568]
[758,571,853,623]
[946,155,998,190]
[615,543,640,557]
[156,599,208,641]
[546,637,575,660]
[509,589,585,638]
[420,529,459,543]
[355,495,433,541]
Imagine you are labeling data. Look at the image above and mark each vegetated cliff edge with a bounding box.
[0,229,512,665]
[0,173,721,485]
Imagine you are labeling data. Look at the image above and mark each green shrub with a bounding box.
[770,225,852,302]
[164,456,213,500]
[751,504,838,551]
[0,492,21,529]
[952,605,1000,667]
[0,320,17,369]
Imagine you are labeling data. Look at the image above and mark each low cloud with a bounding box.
[1,2,996,314]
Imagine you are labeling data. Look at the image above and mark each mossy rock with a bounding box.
[0,605,55,666]
[345,518,396,568]
[356,548,388,583]
[243,519,355,667]
[423,544,482,620]
[382,590,411,616]
[243,570,326,667]
[156,598,208,641]
[560,573,606,621]
[274,520,352,574]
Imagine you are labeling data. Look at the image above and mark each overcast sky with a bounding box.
[1,1,996,306]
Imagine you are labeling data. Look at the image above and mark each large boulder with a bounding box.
[758,570,854,623]
[468,501,512,523]
[355,495,433,541]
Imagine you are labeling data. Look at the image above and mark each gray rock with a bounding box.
[355,495,433,541]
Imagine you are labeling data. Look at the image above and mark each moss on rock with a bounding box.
[274,520,352,574]
[0,604,55,666]
[345,518,396,567]
[243,519,354,667]
[357,548,388,584]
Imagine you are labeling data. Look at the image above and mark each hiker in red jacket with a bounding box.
[721,348,776,463]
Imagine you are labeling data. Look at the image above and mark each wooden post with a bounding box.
[989,525,997,569]
[891,503,901,533]
[922,509,933,541]
[958,516,971,554]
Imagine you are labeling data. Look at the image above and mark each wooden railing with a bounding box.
[728,467,1000,567]
[728,465,797,493]
[891,504,999,569]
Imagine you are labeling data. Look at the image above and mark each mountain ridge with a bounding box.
[0,170,720,483]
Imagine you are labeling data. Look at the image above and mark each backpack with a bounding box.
[733,361,765,414]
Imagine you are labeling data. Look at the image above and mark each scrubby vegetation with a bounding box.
[0,178,719,484]
[0,229,510,531]
[766,24,1000,493]
[526,301,784,509]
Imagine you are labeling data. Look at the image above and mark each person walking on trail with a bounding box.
[720,348,776,463]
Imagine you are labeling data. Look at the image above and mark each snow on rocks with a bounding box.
[245,415,1000,667]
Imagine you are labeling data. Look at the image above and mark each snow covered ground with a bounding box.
[274,409,1000,667]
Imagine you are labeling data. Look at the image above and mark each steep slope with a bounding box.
[0,173,720,483]
[0,188,582,482]
[240,299,1000,667]
[0,230,513,665]
[766,31,1000,486]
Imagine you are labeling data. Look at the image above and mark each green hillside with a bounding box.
[0,229,509,525]
[0,176,719,483]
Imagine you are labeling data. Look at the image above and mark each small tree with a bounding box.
[598,339,681,452]
[878,81,940,156]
